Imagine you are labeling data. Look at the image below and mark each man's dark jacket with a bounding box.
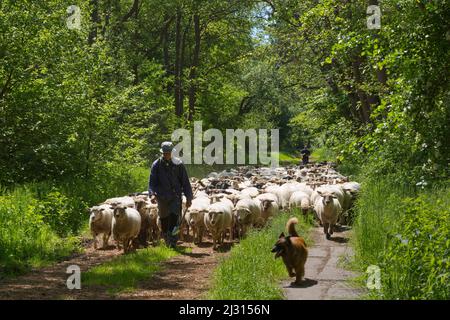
[148,157,193,201]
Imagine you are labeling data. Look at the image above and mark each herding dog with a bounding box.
[271,217,308,285]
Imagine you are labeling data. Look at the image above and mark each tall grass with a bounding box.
[351,178,450,299]
[208,210,313,300]
[0,164,149,275]
[0,187,80,275]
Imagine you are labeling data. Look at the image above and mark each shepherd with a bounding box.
[300,145,311,165]
[148,141,193,249]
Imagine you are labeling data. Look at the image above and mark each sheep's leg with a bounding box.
[198,227,204,245]
[228,227,233,242]
[102,233,109,249]
[193,226,198,244]
[324,223,331,239]
[212,237,216,250]
[329,224,334,235]
[93,233,98,249]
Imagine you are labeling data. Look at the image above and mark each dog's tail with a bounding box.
[286,217,299,237]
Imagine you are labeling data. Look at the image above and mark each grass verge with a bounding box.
[207,210,313,300]
[310,147,336,163]
[350,177,450,299]
[83,245,190,295]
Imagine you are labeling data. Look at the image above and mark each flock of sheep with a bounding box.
[89,163,361,253]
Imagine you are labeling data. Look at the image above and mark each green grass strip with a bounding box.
[208,210,313,300]
[83,245,188,294]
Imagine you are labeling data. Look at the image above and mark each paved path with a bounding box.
[282,226,365,300]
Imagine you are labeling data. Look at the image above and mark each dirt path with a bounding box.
[0,226,363,300]
[0,238,229,300]
[282,226,365,300]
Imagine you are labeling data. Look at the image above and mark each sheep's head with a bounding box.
[261,199,274,211]
[135,199,148,214]
[148,207,158,220]
[317,191,337,205]
[235,208,251,224]
[188,210,203,226]
[344,188,359,200]
[208,210,223,225]
[113,205,127,219]
[89,206,104,222]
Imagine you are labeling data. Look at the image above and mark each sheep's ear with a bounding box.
[87,207,92,214]
[317,190,323,196]
[279,232,285,239]
[268,199,275,203]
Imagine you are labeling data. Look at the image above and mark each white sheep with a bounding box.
[255,193,279,223]
[89,204,113,249]
[240,187,260,198]
[204,199,233,250]
[289,191,311,216]
[185,196,210,244]
[314,190,342,239]
[233,198,262,238]
[112,204,141,253]
[339,181,361,224]
[276,182,307,209]
[134,197,154,247]
[104,196,136,209]
[145,202,160,243]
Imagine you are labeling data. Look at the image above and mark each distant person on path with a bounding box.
[300,145,311,165]
[148,142,193,248]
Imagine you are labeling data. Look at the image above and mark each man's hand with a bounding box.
[150,195,157,204]
[186,199,192,208]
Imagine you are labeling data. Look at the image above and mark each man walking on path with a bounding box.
[300,145,311,165]
[148,141,193,248]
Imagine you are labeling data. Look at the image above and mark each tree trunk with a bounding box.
[88,0,100,45]
[352,56,371,123]
[174,8,183,116]
[188,13,201,121]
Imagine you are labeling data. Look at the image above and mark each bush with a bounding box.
[0,188,79,275]
[0,164,150,275]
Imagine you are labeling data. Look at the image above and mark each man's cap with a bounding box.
[160,141,174,153]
